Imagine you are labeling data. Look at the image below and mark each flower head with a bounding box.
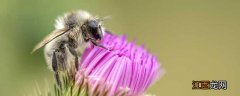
[77,33,165,96]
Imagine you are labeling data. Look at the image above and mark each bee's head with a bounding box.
[81,19,103,45]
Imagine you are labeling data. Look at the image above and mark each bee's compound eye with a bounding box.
[88,20,102,40]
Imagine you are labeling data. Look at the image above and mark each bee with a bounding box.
[32,10,107,84]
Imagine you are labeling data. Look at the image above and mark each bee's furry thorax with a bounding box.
[55,10,92,30]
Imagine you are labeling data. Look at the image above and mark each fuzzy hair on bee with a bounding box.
[32,10,108,85]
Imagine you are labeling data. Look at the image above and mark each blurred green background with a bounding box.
[0,0,239,96]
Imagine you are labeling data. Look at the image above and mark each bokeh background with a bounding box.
[0,0,239,96]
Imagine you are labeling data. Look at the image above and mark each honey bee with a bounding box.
[32,10,107,84]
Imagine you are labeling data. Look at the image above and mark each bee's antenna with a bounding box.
[97,16,111,22]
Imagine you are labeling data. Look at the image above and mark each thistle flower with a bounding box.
[76,33,165,96]
[31,33,165,96]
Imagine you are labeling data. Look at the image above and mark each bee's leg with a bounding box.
[91,40,108,50]
[52,51,62,89]
[52,51,58,72]
[67,45,79,71]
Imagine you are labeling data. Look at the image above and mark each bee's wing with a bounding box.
[31,28,67,53]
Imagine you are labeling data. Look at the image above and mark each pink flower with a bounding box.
[76,33,165,96]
